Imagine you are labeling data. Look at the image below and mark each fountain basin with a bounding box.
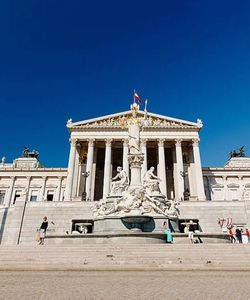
[121,215,153,231]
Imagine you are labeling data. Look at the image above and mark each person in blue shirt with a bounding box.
[163,221,173,243]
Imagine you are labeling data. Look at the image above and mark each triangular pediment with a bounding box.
[67,110,201,130]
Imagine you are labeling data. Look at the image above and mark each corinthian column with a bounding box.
[158,139,167,196]
[174,139,184,200]
[64,139,77,201]
[85,139,95,201]
[122,139,129,176]
[103,139,112,199]
[192,138,206,200]
[141,138,148,179]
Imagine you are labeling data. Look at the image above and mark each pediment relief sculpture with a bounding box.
[69,112,199,130]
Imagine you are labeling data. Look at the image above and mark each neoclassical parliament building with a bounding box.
[0,107,250,244]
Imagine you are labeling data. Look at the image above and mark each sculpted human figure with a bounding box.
[143,166,161,194]
[128,103,141,154]
[110,166,129,195]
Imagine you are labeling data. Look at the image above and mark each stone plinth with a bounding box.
[225,157,250,168]
[13,157,41,169]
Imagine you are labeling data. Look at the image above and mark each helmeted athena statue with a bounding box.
[93,102,180,218]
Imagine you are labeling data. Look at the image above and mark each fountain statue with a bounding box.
[93,103,179,220]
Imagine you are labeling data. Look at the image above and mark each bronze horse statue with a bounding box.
[229,146,246,159]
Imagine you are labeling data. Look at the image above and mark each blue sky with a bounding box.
[1,1,250,167]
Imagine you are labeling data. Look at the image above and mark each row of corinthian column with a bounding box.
[65,138,206,201]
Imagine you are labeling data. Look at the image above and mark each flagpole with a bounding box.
[133,89,136,104]
[144,99,148,119]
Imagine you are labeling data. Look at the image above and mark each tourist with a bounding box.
[235,228,242,244]
[38,216,48,245]
[188,220,195,243]
[228,227,235,243]
[246,228,250,243]
[163,221,173,243]
[228,227,236,243]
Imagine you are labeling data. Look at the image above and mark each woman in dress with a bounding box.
[163,221,173,243]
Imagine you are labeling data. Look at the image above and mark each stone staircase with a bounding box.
[0,244,249,271]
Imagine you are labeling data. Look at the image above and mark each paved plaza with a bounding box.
[1,270,250,300]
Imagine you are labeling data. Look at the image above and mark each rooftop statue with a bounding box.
[22,147,39,159]
[229,146,246,159]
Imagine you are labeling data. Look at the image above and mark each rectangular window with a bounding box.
[30,190,38,202]
[47,190,54,201]
[0,190,6,205]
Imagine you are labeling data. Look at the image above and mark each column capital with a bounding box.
[10,176,15,180]
[122,138,129,146]
[141,138,148,147]
[175,139,183,146]
[105,138,113,146]
[87,139,95,146]
[42,176,47,181]
[26,176,31,182]
[69,138,78,146]
[158,139,165,147]
[238,175,243,180]
[57,176,63,181]
[192,138,200,146]
[76,141,82,148]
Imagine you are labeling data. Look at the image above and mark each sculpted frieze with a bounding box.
[72,114,198,130]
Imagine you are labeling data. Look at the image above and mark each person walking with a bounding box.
[38,216,48,245]
[163,221,173,243]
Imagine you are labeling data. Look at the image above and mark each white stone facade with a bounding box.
[0,109,250,244]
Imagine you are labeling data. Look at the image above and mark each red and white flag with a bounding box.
[134,91,142,105]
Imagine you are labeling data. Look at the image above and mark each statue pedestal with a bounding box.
[225,157,250,168]
[128,153,144,186]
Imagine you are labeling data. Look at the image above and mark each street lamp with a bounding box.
[180,171,188,178]
[81,171,90,201]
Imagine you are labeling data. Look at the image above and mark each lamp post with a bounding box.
[82,171,90,201]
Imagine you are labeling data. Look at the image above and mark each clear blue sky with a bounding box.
[1,0,250,167]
